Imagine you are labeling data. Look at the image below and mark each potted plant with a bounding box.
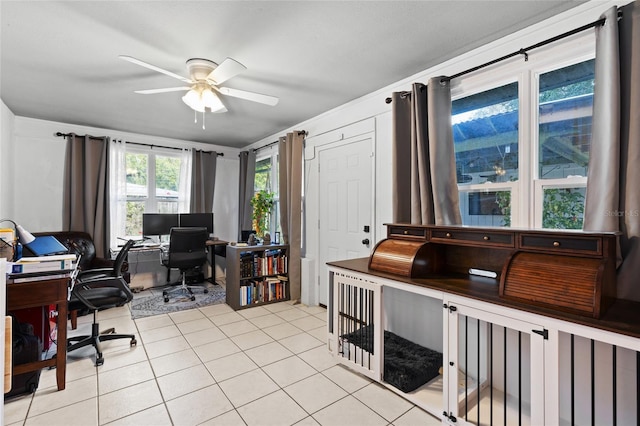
[250,190,275,239]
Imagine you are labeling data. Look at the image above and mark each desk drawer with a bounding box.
[387,225,428,241]
[7,278,68,309]
[519,234,601,256]
[430,228,514,248]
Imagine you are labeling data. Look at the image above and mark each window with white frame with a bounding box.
[254,153,281,237]
[123,146,187,238]
[451,33,595,229]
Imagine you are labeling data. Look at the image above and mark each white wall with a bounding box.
[0,100,15,221]
[8,116,240,242]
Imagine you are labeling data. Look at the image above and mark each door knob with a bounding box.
[362,239,370,245]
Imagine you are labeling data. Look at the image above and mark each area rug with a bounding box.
[130,285,226,320]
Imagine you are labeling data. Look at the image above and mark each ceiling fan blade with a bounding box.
[206,58,246,85]
[134,87,190,94]
[216,87,279,106]
[119,55,192,84]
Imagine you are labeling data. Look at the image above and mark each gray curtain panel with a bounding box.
[391,79,461,225]
[278,132,304,303]
[584,2,640,300]
[63,134,110,258]
[237,150,256,240]
[190,150,217,213]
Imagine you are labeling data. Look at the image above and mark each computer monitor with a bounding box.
[179,213,214,235]
[142,213,179,238]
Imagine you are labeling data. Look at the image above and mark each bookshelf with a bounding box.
[225,244,289,310]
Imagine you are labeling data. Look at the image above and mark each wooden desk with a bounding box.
[206,240,228,284]
[6,275,68,391]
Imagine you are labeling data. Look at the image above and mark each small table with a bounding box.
[206,240,228,284]
[6,274,69,391]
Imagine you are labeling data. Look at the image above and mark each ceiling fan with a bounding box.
[119,55,279,127]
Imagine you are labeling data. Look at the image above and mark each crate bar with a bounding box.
[591,339,595,426]
[612,345,617,426]
[504,328,508,426]
[490,324,494,426]
[465,315,469,421]
[519,331,522,426]
[477,318,481,425]
[571,334,575,426]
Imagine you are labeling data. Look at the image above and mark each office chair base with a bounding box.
[163,285,209,303]
[67,314,137,366]
[162,275,209,303]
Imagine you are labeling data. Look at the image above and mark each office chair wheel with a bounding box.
[130,338,137,346]
[190,295,195,301]
[204,288,209,294]
[164,296,169,303]
[96,356,104,366]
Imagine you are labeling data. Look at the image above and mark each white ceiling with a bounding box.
[1,1,585,149]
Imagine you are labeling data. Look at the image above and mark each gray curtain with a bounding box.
[279,132,304,303]
[392,79,461,225]
[190,150,217,213]
[238,150,256,240]
[63,134,110,258]
[584,2,640,300]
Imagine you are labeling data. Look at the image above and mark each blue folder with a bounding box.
[25,235,69,256]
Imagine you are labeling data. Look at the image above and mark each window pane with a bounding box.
[542,187,585,229]
[453,82,519,184]
[126,153,148,197]
[126,201,145,237]
[459,190,511,227]
[538,59,594,179]
[255,158,272,192]
[157,202,178,214]
[155,155,180,201]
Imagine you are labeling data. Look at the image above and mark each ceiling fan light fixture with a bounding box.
[202,88,225,112]
[182,88,205,112]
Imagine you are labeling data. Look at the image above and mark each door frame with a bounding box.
[310,132,376,307]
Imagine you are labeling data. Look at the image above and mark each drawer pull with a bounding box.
[553,241,560,247]
[446,233,452,238]
[483,236,490,241]
[403,230,408,235]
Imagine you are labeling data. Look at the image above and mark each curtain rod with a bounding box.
[55,132,223,156]
[253,130,308,152]
[385,12,618,104]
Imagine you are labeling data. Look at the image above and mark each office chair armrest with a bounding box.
[77,268,114,279]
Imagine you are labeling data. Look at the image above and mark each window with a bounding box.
[452,34,595,229]
[122,147,187,238]
[254,154,280,237]
[453,82,518,227]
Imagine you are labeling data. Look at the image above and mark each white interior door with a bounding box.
[318,137,373,306]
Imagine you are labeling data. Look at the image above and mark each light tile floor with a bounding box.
[4,289,441,426]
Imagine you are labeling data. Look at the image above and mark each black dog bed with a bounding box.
[341,326,442,392]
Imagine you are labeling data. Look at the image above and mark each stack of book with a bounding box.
[6,253,76,283]
[239,275,288,307]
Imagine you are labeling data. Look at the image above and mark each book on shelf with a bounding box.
[239,276,288,306]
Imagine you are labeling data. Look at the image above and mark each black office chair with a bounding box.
[76,239,136,281]
[161,227,209,303]
[67,239,136,330]
[67,275,137,366]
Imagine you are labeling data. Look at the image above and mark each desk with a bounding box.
[6,275,68,391]
[206,240,228,284]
